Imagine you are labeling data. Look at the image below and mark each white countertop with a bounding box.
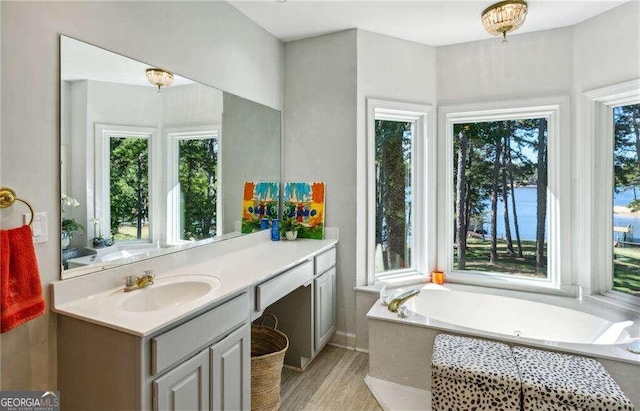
[52,236,338,337]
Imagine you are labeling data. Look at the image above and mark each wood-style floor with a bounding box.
[280,345,382,411]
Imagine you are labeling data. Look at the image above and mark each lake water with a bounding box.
[485,187,542,241]
[481,187,640,241]
[614,188,640,241]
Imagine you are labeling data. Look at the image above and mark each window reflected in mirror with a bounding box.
[110,136,150,241]
[177,134,219,241]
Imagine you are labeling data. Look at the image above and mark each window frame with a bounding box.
[583,79,640,306]
[366,99,434,285]
[165,125,222,245]
[94,123,156,245]
[438,97,572,294]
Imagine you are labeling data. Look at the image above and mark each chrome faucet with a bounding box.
[124,270,155,292]
[387,289,420,313]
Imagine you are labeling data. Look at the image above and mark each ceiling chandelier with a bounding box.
[145,68,174,93]
[481,0,528,45]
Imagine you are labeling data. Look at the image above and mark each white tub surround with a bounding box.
[52,230,338,336]
[367,283,640,407]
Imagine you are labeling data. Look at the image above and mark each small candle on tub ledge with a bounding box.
[432,270,445,285]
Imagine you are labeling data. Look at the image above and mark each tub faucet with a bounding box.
[387,289,420,313]
[124,270,155,292]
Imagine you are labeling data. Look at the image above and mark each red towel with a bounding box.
[1,225,45,333]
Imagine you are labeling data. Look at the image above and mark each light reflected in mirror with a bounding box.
[60,36,281,279]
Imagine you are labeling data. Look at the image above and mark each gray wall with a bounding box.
[283,29,438,341]
[0,1,282,391]
[284,30,358,335]
[571,1,640,293]
[436,26,574,105]
[222,93,282,233]
[355,30,437,348]
[356,30,437,286]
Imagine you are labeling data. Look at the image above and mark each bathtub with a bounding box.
[366,283,640,406]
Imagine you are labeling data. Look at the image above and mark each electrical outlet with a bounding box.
[24,212,47,244]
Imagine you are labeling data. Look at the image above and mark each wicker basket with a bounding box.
[251,314,289,411]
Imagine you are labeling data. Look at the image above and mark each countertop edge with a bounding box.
[52,237,338,336]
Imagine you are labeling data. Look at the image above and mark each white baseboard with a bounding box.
[328,331,356,350]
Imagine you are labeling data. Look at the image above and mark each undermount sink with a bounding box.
[120,278,221,312]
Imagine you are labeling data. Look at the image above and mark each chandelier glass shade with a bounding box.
[481,0,528,43]
[145,68,174,92]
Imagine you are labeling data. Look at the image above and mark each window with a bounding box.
[612,103,640,297]
[375,119,414,273]
[94,124,156,244]
[453,118,548,278]
[110,136,149,240]
[167,129,221,244]
[440,97,570,291]
[367,99,433,284]
[584,79,640,304]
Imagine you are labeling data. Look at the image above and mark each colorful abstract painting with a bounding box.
[241,182,280,233]
[283,182,326,239]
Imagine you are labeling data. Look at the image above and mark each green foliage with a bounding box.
[280,215,302,233]
[613,247,640,296]
[629,199,640,213]
[612,104,640,297]
[453,118,547,274]
[179,138,218,240]
[298,224,324,240]
[242,219,263,233]
[455,238,546,277]
[108,136,220,242]
[375,119,412,270]
[110,137,149,239]
[61,218,84,234]
[614,104,640,196]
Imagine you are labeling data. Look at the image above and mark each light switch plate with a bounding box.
[24,212,47,244]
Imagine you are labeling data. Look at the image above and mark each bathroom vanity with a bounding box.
[52,233,337,410]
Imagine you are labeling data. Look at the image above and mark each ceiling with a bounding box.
[61,36,193,87]
[229,0,628,46]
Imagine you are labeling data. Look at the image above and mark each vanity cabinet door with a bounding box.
[314,267,336,352]
[153,349,210,411]
[210,324,250,411]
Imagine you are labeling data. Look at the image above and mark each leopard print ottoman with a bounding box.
[512,346,635,411]
[431,334,521,411]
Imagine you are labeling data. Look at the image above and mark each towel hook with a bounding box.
[0,187,34,226]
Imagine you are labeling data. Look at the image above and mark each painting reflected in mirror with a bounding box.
[60,36,281,279]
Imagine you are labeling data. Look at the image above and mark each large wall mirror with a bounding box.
[60,36,281,279]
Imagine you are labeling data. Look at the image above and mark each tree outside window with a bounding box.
[374,119,413,274]
[178,138,219,241]
[110,137,149,240]
[612,103,640,296]
[453,118,548,278]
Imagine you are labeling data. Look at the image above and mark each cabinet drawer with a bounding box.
[315,247,336,275]
[256,260,313,311]
[151,293,249,375]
